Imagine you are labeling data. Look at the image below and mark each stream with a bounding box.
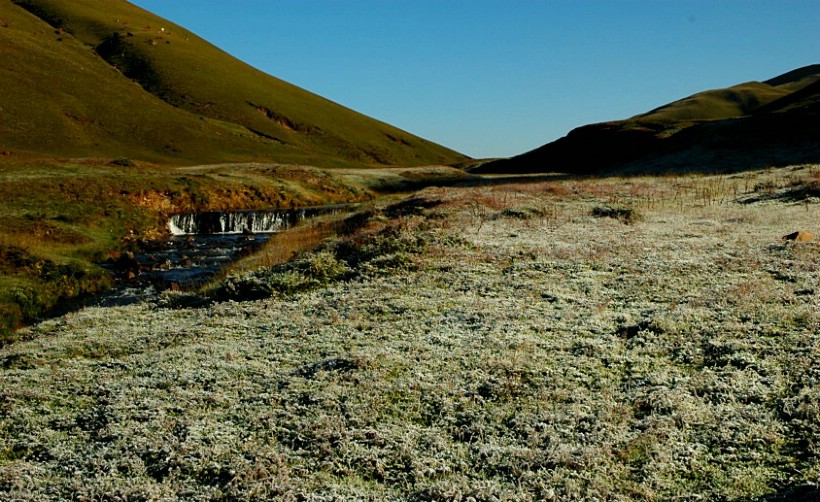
[85,205,347,307]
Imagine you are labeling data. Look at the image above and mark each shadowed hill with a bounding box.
[477,65,820,175]
[0,0,467,167]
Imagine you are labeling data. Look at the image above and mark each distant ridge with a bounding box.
[477,65,820,175]
[0,0,467,167]
[764,64,820,87]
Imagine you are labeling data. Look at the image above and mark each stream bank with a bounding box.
[93,205,351,307]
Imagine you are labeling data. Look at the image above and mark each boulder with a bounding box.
[114,251,141,272]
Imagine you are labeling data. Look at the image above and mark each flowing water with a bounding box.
[167,206,342,236]
[85,205,347,307]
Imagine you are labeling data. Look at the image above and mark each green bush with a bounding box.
[217,250,352,300]
[270,250,353,293]
[10,287,48,321]
[0,303,23,345]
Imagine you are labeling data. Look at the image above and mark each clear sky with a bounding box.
[129,0,818,159]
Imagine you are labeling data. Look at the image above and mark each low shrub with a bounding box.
[270,250,353,293]
[213,208,454,301]
[0,303,23,345]
[786,171,820,200]
[109,158,136,167]
[337,209,377,235]
[217,250,352,300]
[591,205,642,224]
[495,205,549,220]
[383,197,444,218]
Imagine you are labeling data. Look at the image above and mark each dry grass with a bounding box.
[1,165,819,500]
[222,213,352,275]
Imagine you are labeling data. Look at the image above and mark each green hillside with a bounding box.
[632,82,794,124]
[477,65,820,174]
[1,0,467,167]
[629,66,818,126]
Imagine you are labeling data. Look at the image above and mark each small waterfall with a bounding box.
[168,206,343,236]
[168,213,199,235]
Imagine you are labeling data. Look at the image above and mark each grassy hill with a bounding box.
[477,65,820,174]
[1,0,467,167]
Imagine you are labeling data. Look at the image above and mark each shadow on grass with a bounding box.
[456,173,575,187]
[754,484,820,502]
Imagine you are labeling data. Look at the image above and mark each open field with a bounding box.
[1,165,818,499]
[0,157,472,340]
[3,2,816,497]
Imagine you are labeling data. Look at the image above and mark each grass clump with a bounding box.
[591,204,643,224]
[495,205,552,221]
[785,166,820,200]
[214,204,457,301]
[108,157,136,168]
[218,250,353,300]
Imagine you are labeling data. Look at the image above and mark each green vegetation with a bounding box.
[1,0,467,167]
[0,157,473,342]
[1,0,812,342]
[631,80,810,125]
[2,164,818,499]
[0,0,472,335]
[214,202,462,301]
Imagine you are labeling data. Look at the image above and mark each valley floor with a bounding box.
[1,165,819,500]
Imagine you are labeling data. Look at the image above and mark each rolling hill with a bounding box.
[0,0,467,167]
[476,65,820,174]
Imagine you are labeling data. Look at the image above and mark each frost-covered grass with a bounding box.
[1,165,819,500]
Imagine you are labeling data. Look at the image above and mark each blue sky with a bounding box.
[130,1,818,159]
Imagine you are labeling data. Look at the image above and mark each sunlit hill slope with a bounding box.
[0,0,467,167]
